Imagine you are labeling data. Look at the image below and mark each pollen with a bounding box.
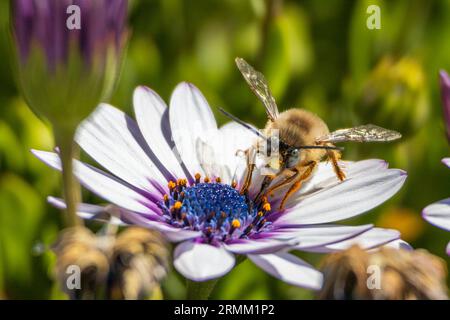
[174,201,182,210]
[195,173,201,183]
[231,219,241,228]
[263,203,271,212]
[204,176,210,183]
[215,177,221,183]
[231,180,237,188]
[168,181,176,190]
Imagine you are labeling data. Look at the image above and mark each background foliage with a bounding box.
[1,0,450,299]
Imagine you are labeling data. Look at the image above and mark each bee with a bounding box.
[220,57,401,209]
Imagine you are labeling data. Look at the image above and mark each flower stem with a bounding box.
[55,128,82,227]
[186,279,219,300]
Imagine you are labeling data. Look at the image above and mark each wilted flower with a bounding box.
[356,56,428,137]
[318,245,448,300]
[52,226,169,300]
[34,83,407,294]
[11,0,128,131]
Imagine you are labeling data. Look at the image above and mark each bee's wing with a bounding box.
[235,57,279,121]
[316,124,402,143]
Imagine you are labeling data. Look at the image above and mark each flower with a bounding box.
[440,70,450,144]
[11,0,128,131]
[33,83,407,289]
[422,158,450,256]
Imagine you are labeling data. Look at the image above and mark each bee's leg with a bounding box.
[326,144,346,181]
[240,147,257,195]
[254,174,276,204]
[264,168,299,197]
[279,161,317,210]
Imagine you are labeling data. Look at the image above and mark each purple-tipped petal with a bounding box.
[283,159,389,207]
[248,252,323,290]
[440,70,450,144]
[267,224,373,249]
[224,238,297,255]
[120,211,201,242]
[76,103,168,191]
[276,169,406,225]
[133,86,185,180]
[423,198,450,232]
[442,158,450,169]
[169,82,217,179]
[32,149,156,215]
[173,241,235,281]
[378,239,413,251]
[48,196,125,225]
[301,228,401,253]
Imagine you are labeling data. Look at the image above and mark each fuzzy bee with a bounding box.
[220,57,401,209]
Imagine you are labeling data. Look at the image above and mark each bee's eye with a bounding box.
[286,148,299,168]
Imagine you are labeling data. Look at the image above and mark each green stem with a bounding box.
[186,279,219,300]
[55,128,82,227]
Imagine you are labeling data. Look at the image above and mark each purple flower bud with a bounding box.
[12,0,127,71]
[439,70,450,144]
[11,0,128,131]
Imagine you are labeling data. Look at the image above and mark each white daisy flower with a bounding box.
[33,83,407,290]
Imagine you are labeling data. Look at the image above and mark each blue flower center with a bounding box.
[158,175,272,244]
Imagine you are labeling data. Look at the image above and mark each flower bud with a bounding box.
[11,0,128,132]
[356,57,429,137]
[317,245,448,300]
[439,70,450,144]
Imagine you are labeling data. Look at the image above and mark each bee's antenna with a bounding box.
[218,107,267,140]
[298,145,344,151]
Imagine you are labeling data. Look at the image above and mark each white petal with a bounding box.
[120,210,201,242]
[283,159,389,206]
[219,122,257,183]
[269,224,373,249]
[32,150,155,214]
[169,83,217,178]
[302,228,400,253]
[248,252,323,290]
[276,169,406,225]
[422,198,450,232]
[442,158,450,169]
[133,86,185,179]
[76,103,167,191]
[224,238,296,255]
[447,242,450,256]
[47,196,127,225]
[379,239,413,251]
[173,242,235,281]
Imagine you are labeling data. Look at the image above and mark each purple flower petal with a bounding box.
[76,103,169,192]
[440,70,450,144]
[133,86,186,180]
[32,149,156,214]
[120,211,201,242]
[442,158,450,169]
[301,228,401,253]
[275,169,406,225]
[266,224,373,249]
[173,241,235,281]
[224,238,296,255]
[422,197,450,232]
[169,82,217,179]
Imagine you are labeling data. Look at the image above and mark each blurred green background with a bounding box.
[1,0,450,299]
